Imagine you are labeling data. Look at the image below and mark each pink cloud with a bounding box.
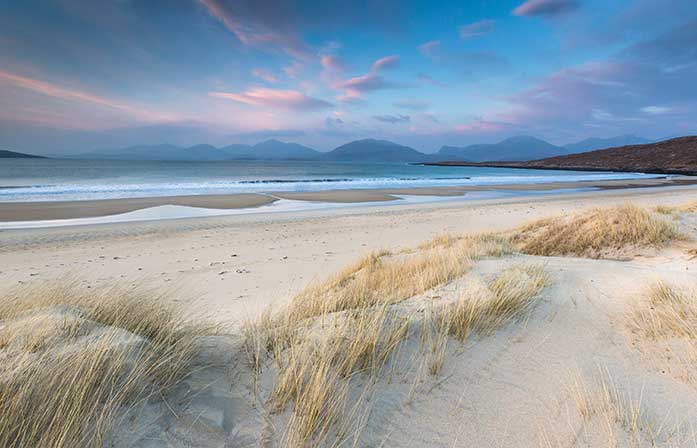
[251,68,279,83]
[283,61,303,78]
[371,55,400,72]
[320,55,346,72]
[512,0,579,16]
[210,88,332,110]
[418,40,441,57]
[0,70,172,122]
[196,0,311,60]
[334,73,400,101]
[459,20,496,38]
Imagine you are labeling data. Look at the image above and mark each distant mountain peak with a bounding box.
[324,139,428,162]
[437,136,561,162]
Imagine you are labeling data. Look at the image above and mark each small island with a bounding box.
[0,149,47,159]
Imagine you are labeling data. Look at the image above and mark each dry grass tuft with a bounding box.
[443,264,549,342]
[287,233,510,324]
[628,282,697,340]
[237,222,556,446]
[676,201,697,213]
[511,204,682,258]
[653,205,678,215]
[0,282,208,447]
[626,281,697,386]
[240,233,519,444]
[271,304,411,446]
[562,370,671,447]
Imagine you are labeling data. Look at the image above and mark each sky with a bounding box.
[0,0,696,155]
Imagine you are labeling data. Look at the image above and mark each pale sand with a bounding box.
[2,184,697,325]
[3,175,696,222]
[4,185,697,446]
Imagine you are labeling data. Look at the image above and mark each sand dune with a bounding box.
[3,187,697,446]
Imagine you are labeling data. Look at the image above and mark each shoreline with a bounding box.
[1,175,696,222]
[3,185,697,323]
[420,161,697,176]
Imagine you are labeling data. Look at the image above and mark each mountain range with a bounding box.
[436,135,652,162]
[60,134,654,163]
[426,136,697,175]
[325,139,427,162]
[71,140,320,161]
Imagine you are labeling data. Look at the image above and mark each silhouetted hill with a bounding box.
[248,140,320,160]
[426,136,697,175]
[0,149,46,159]
[437,136,565,161]
[71,140,319,161]
[324,139,428,162]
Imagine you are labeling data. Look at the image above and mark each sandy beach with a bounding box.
[5,1,696,444]
[2,175,696,222]
[5,184,697,447]
[2,183,697,323]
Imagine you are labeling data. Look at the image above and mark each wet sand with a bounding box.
[2,175,696,222]
[0,193,277,221]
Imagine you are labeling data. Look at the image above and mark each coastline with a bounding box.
[3,184,697,324]
[2,175,696,222]
[420,161,697,176]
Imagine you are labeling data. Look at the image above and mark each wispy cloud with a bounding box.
[321,55,347,72]
[334,74,400,102]
[512,0,579,17]
[371,55,400,72]
[251,68,278,83]
[196,0,312,60]
[373,114,410,124]
[418,40,441,57]
[282,61,304,78]
[641,106,673,115]
[497,20,697,136]
[459,20,495,38]
[333,55,404,101]
[0,70,171,122]
[210,88,332,110]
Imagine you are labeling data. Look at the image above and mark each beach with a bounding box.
[4,182,697,446]
[3,183,697,323]
[2,175,696,222]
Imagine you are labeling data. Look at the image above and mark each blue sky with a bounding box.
[0,0,695,154]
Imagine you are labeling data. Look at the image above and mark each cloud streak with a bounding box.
[418,40,441,57]
[512,0,579,16]
[371,55,400,72]
[196,0,312,60]
[321,55,346,72]
[459,20,496,38]
[0,70,171,122]
[373,114,410,124]
[333,55,404,101]
[251,68,279,83]
[210,88,332,110]
[334,74,401,101]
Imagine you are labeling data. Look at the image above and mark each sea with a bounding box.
[0,159,662,203]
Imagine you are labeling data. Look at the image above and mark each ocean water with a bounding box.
[0,158,661,202]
